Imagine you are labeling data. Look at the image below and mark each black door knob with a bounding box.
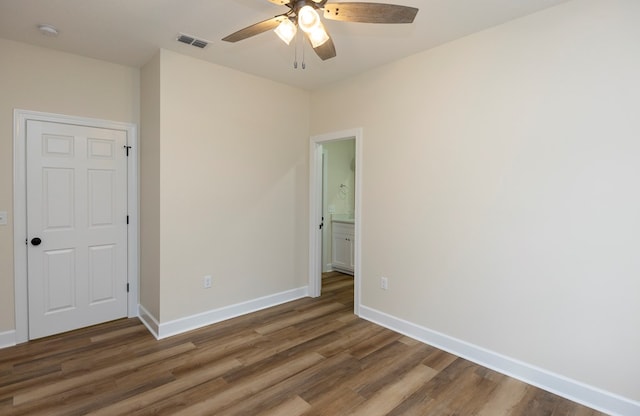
[31,237,42,246]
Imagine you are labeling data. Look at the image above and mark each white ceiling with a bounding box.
[0,0,570,90]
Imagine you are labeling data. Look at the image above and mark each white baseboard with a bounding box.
[139,286,309,340]
[359,305,639,416]
[138,304,160,339]
[0,330,16,349]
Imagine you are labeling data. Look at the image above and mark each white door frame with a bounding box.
[13,109,139,344]
[308,128,362,315]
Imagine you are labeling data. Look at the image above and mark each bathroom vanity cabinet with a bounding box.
[332,221,354,274]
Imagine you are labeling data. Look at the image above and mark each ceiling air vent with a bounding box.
[191,39,208,49]
[177,33,209,49]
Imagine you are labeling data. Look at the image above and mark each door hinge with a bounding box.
[127,283,130,293]
[124,145,132,156]
[126,215,129,225]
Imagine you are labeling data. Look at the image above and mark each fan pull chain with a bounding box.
[302,41,306,70]
[292,30,307,70]
[293,31,298,69]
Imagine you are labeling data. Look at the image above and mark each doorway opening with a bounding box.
[322,139,355,275]
[309,128,362,315]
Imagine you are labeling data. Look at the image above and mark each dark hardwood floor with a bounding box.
[0,271,604,415]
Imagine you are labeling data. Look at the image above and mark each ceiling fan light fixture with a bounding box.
[274,18,297,45]
[298,5,320,33]
[222,1,419,61]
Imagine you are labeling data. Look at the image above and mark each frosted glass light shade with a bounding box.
[274,19,297,45]
[308,24,329,48]
[298,5,320,33]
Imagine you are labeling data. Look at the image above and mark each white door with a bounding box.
[26,120,129,339]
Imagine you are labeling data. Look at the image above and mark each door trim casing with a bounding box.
[308,128,362,315]
[13,109,139,344]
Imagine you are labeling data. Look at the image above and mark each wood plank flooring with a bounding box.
[0,271,605,415]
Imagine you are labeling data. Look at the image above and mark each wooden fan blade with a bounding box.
[222,16,285,42]
[323,2,418,23]
[312,35,337,61]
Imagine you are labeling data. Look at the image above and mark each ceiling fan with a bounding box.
[222,0,419,61]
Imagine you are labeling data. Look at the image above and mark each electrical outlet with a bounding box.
[0,211,7,226]
[380,276,388,290]
[203,275,212,289]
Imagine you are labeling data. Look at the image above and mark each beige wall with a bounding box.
[0,38,139,332]
[139,52,161,319]
[311,0,640,401]
[1,39,309,332]
[145,50,310,322]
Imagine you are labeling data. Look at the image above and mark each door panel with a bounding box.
[43,248,76,313]
[88,169,115,226]
[27,120,128,339]
[43,133,74,157]
[43,168,75,229]
[88,244,116,304]
[87,138,115,159]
